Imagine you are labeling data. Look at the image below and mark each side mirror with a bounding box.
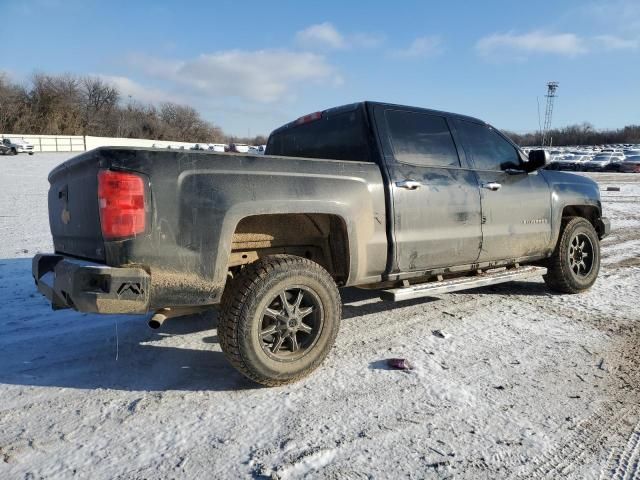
[525,149,549,172]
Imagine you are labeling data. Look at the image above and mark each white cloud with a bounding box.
[129,49,340,103]
[296,22,346,49]
[594,34,639,50]
[392,36,443,58]
[350,32,385,49]
[295,22,384,50]
[476,31,588,58]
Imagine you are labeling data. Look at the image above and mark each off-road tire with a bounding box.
[218,255,341,386]
[544,217,600,293]
[10,148,17,155]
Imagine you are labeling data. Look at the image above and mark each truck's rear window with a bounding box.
[266,109,371,162]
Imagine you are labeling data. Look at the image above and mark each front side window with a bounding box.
[386,110,461,168]
[457,121,521,171]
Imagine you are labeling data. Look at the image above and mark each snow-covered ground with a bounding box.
[0,153,639,479]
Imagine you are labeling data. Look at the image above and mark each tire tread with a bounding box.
[544,217,599,294]
[218,254,340,386]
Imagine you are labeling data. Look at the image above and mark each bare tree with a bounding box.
[505,122,640,146]
[0,71,251,142]
[0,73,27,133]
[80,77,119,133]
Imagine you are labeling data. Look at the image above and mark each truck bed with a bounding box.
[44,147,388,310]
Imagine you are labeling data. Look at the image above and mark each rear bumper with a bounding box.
[32,254,150,314]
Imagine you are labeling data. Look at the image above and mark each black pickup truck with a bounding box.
[33,101,610,385]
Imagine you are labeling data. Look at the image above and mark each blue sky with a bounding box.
[3,0,639,136]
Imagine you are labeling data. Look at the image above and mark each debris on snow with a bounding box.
[387,358,414,370]
[432,329,448,339]
[597,358,608,371]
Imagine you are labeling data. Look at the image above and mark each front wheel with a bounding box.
[543,217,600,293]
[218,255,341,386]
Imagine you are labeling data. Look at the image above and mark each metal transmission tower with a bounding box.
[541,81,559,146]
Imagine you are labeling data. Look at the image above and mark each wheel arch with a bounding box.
[561,204,602,235]
[227,213,351,285]
[549,201,602,250]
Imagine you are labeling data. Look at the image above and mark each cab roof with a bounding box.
[269,101,486,136]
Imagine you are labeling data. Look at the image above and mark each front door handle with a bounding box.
[396,179,422,190]
[482,182,502,191]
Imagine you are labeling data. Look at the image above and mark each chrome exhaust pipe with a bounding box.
[148,311,168,329]
[148,306,209,329]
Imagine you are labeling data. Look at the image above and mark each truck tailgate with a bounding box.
[48,151,105,261]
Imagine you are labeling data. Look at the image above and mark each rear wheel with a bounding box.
[218,255,341,386]
[544,217,600,293]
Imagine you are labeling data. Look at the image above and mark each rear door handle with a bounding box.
[482,182,502,191]
[396,179,422,190]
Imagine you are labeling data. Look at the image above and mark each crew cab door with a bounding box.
[454,119,552,262]
[373,106,482,272]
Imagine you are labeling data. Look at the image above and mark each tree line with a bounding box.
[2,72,637,147]
[505,122,640,147]
[0,72,267,145]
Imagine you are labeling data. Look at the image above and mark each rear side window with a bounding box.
[457,121,521,171]
[385,110,460,168]
[265,109,371,162]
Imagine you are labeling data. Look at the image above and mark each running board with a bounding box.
[380,265,547,302]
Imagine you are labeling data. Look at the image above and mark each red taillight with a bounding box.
[97,170,146,240]
[295,111,323,125]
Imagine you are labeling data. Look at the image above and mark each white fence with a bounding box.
[0,134,198,153]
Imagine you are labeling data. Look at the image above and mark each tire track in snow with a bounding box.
[519,404,639,479]
[602,423,640,480]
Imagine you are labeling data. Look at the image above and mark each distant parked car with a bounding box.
[619,156,640,173]
[545,159,574,171]
[0,141,12,155]
[229,143,249,153]
[582,154,618,172]
[191,144,206,151]
[571,154,593,170]
[2,138,34,155]
[546,154,590,171]
[603,156,625,172]
[545,155,578,171]
[208,144,227,152]
[545,154,578,171]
